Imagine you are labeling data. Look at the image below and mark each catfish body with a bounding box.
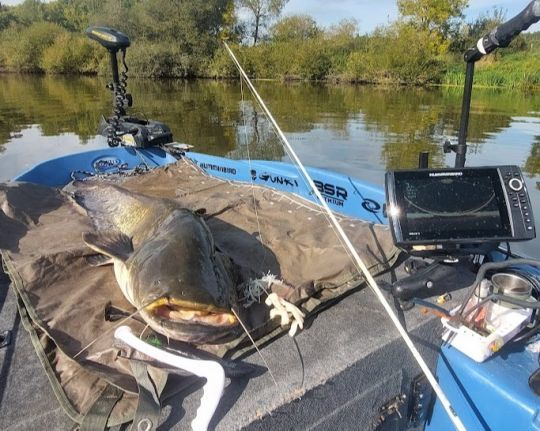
[75,182,239,344]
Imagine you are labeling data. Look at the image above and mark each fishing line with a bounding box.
[235,73,357,268]
[239,78,270,271]
[239,76,355,335]
[236,89,357,270]
[73,297,164,359]
[347,176,384,224]
[231,307,278,386]
[223,41,466,431]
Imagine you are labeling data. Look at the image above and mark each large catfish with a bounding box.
[74,182,239,344]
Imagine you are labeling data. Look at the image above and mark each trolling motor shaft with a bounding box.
[86,26,173,148]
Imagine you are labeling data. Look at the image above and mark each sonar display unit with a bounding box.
[385,166,536,251]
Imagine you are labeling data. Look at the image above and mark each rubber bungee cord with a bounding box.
[223,41,466,431]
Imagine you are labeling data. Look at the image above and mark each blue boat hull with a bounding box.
[15,147,386,224]
[11,146,540,431]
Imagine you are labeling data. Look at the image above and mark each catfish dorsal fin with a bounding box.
[82,231,133,262]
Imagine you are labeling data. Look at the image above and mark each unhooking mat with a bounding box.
[0,157,401,428]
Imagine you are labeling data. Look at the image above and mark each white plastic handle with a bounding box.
[114,326,225,431]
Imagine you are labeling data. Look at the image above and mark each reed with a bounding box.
[443,54,540,89]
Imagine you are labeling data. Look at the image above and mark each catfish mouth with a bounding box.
[145,298,237,327]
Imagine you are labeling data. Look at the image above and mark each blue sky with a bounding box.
[282,0,531,33]
[2,0,535,34]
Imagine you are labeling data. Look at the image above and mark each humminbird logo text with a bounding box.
[199,163,237,175]
[429,172,463,177]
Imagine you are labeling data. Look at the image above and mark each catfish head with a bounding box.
[75,182,240,344]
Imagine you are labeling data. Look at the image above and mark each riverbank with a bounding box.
[1,1,539,89]
[1,57,538,91]
[1,23,538,89]
[443,52,540,89]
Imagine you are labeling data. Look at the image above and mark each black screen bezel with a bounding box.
[386,167,512,246]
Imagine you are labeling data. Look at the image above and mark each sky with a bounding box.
[281,0,531,33]
[1,0,535,34]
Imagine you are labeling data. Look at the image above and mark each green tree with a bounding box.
[270,14,319,42]
[220,0,245,42]
[12,0,46,25]
[0,3,17,32]
[238,0,288,45]
[50,0,106,32]
[398,0,468,52]
[452,7,505,53]
[1,21,65,72]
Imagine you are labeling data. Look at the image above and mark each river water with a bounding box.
[0,75,539,257]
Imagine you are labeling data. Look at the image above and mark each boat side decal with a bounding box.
[258,172,299,188]
[313,180,348,207]
[198,162,237,176]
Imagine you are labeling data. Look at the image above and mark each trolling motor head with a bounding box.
[86,27,130,52]
[85,26,173,148]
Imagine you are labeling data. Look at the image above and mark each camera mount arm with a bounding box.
[453,1,540,168]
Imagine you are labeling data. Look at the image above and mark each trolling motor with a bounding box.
[386,1,540,304]
[86,26,173,148]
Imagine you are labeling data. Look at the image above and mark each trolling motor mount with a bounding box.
[86,26,173,148]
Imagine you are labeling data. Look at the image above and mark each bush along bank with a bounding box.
[0,1,538,88]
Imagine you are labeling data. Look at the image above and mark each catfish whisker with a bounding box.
[73,297,165,359]
[231,307,278,387]
[139,324,150,340]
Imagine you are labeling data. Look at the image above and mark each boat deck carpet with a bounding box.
[0,157,468,430]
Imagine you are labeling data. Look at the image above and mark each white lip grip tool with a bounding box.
[114,326,226,431]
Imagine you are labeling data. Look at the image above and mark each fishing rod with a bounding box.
[222,42,466,431]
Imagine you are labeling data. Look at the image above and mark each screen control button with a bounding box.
[508,178,524,192]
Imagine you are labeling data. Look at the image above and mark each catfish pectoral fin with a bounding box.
[82,231,133,262]
[85,253,114,267]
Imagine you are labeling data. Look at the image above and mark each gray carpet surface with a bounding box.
[0,264,468,431]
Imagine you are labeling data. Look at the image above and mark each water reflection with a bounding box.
[0,75,538,256]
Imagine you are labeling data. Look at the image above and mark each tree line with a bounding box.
[0,0,538,87]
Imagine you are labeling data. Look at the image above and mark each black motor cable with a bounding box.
[462,293,540,320]
[457,259,540,316]
[107,48,130,147]
[456,266,540,344]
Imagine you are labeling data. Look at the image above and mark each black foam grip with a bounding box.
[465,0,540,62]
[492,0,540,47]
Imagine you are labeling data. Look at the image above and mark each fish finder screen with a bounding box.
[389,169,512,244]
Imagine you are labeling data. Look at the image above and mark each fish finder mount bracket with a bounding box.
[86,26,173,148]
